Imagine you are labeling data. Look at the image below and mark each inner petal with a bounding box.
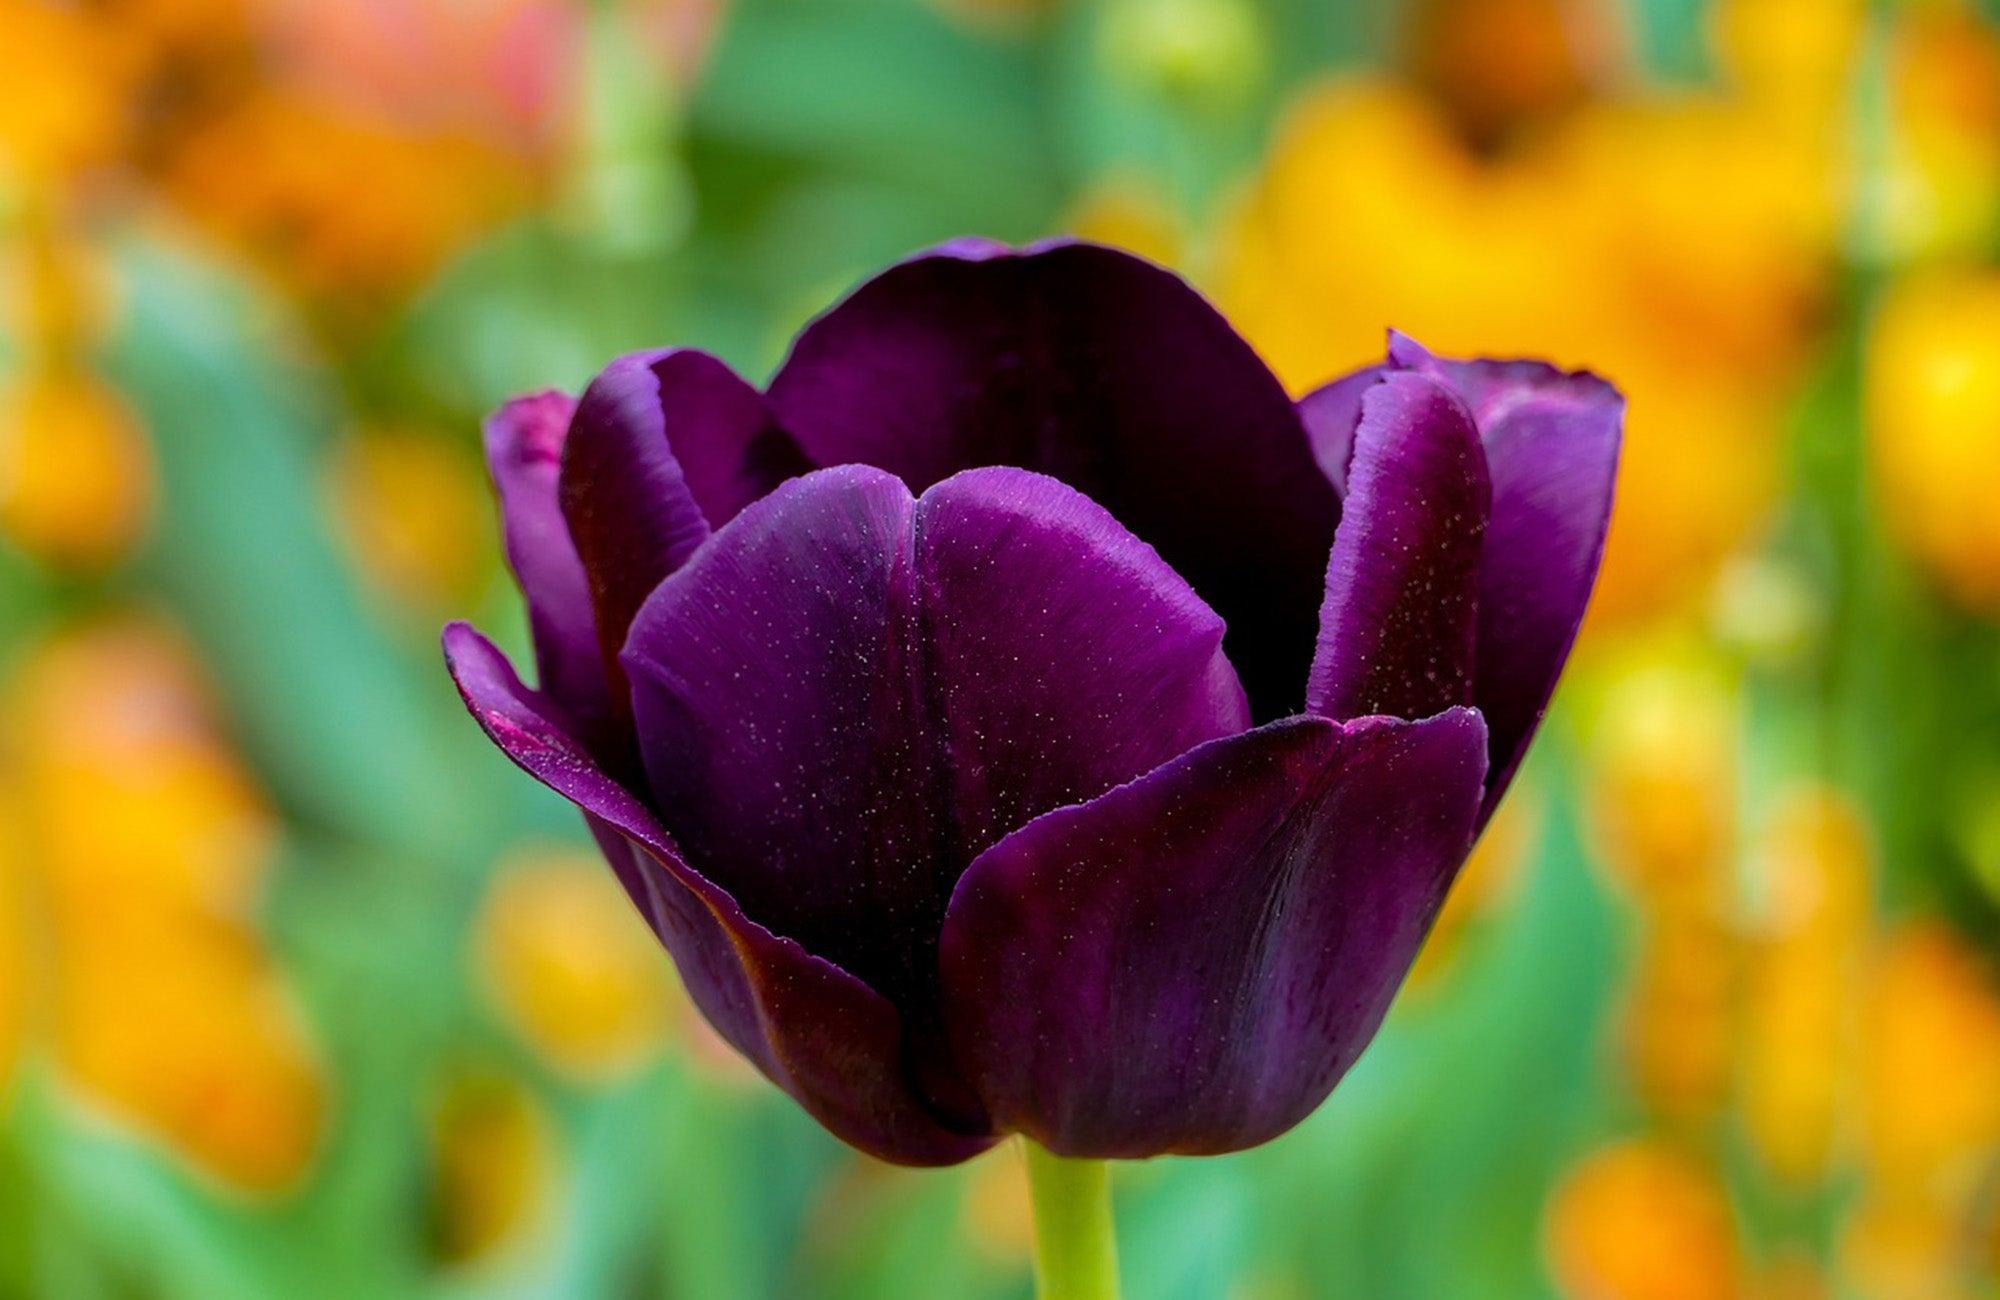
[618,465,1251,1028]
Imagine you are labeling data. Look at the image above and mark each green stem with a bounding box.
[1022,1141,1120,1300]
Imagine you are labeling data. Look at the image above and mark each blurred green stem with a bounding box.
[1023,1142,1119,1300]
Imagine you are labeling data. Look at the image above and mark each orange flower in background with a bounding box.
[1876,3,2000,264]
[1856,923,2000,1195]
[4,620,324,1193]
[1219,0,1848,628]
[159,87,535,312]
[1738,787,1871,1189]
[1405,0,1619,148]
[1545,1138,1744,1300]
[0,0,585,325]
[1867,267,2000,612]
[0,0,138,186]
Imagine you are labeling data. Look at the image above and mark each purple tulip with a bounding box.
[444,239,1621,1166]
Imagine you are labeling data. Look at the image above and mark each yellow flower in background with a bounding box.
[1064,177,1185,274]
[474,846,680,1083]
[1545,1138,1744,1300]
[5,621,324,1193]
[427,1066,557,1267]
[0,369,155,570]
[1738,787,1872,1189]
[1710,0,1865,144]
[0,204,154,572]
[961,1144,1035,1264]
[5,216,118,361]
[1219,0,1848,628]
[1868,267,2000,612]
[327,426,492,618]
[1582,648,1739,909]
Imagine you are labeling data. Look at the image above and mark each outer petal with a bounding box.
[1386,334,1621,814]
[558,349,806,687]
[618,466,1250,1042]
[764,239,1337,720]
[482,391,613,743]
[442,621,991,1166]
[940,708,1489,1157]
[1307,373,1491,722]
[1295,365,1383,497]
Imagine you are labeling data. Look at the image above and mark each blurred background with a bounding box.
[0,0,1998,1295]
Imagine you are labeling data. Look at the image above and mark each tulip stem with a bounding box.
[1023,1141,1120,1300]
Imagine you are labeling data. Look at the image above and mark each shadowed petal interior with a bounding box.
[765,240,1337,720]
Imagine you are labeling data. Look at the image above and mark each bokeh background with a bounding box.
[1,0,1998,1295]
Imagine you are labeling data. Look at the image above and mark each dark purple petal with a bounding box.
[558,349,806,692]
[1306,372,1491,723]
[482,391,615,744]
[649,349,811,527]
[1385,334,1622,817]
[442,621,992,1166]
[1295,365,1384,498]
[916,468,1251,851]
[939,708,1489,1157]
[764,239,1337,720]
[618,465,1250,1072]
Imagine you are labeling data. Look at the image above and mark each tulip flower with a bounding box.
[444,238,1619,1296]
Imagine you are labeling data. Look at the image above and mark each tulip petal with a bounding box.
[559,349,806,686]
[1295,364,1384,497]
[482,391,613,744]
[917,467,1253,851]
[764,239,1337,720]
[1385,335,1621,815]
[443,621,992,1166]
[1307,372,1491,722]
[619,465,1250,1042]
[940,708,1489,1157]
